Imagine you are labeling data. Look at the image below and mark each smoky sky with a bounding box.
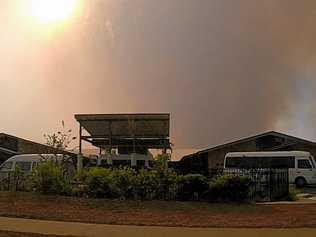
[1,0,316,154]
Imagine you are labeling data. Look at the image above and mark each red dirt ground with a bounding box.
[0,192,315,228]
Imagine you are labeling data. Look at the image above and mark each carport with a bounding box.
[74,113,171,155]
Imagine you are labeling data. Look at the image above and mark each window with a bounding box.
[15,161,32,172]
[32,162,38,170]
[136,160,145,168]
[112,160,131,167]
[309,157,316,168]
[226,156,295,168]
[298,159,312,169]
[0,161,13,170]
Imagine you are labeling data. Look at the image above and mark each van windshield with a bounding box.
[309,156,316,168]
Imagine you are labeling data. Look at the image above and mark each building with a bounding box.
[75,113,171,168]
[179,131,316,175]
[0,133,65,164]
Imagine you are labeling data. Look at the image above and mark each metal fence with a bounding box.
[211,168,289,201]
[0,172,29,191]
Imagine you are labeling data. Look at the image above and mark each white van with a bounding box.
[224,151,316,187]
[0,154,74,180]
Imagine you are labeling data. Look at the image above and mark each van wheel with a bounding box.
[295,177,306,188]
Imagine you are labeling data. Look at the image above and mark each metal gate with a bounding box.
[219,168,289,201]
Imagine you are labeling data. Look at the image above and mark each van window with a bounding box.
[298,159,312,169]
[225,156,295,168]
[112,160,131,167]
[0,161,13,170]
[32,162,38,170]
[15,161,32,172]
[136,160,146,168]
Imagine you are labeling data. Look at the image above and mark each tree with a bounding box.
[44,120,77,153]
[42,121,77,175]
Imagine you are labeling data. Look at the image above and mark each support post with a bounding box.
[77,124,83,171]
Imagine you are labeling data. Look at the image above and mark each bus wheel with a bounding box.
[295,177,306,188]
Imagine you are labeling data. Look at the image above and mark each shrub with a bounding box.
[133,169,160,200]
[286,186,299,201]
[177,174,209,201]
[83,167,117,198]
[112,167,137,199]
[205,175,253,202]
[30,161,72,195]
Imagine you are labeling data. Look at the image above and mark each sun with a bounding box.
[30,0,80,24]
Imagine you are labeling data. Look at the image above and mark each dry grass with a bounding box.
[0,192,315,228]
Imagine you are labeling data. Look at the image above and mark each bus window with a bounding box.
[112,160,131,167]
[298,159,312,169]
[225,157,242,168]
[309,157,316,168]
[15,161,32,172]
[226,156,295,169]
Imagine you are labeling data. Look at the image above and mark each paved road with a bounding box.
[304,185,316,195]
[0,217,315,237]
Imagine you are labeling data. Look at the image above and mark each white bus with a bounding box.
[224,151,316,187]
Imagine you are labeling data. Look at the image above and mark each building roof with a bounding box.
[185,131,316,158]
[75,113,170,149]
[0,133,77,156]
[0,146,19,155]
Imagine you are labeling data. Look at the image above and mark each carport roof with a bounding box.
[75,113,170,149]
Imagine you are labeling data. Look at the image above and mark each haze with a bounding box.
[1,0,316,159]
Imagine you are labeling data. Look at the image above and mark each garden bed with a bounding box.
[0,192,315,228]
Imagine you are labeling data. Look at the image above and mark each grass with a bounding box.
[0,191,315,228]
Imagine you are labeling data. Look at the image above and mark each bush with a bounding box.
[133,169,160,200]
[286,186,299,201]
[30,161,72,195]
[82,167,117,198]
[205,175,253,202]
[177,174,209,201]
[112,167,137,199]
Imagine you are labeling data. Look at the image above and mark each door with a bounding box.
[296,158,314,184]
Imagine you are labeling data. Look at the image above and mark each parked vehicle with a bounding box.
[0,154,74,180]
[224,151,316,187]
[87,153,153,168]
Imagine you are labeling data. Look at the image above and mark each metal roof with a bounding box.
[182,131,316,159]
[75,113,170,149]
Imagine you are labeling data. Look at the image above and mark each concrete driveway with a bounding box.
[0,217,315,237]
[299,185,316,201]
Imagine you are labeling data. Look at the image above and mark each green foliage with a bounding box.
[133,169,160,200]
[44,120,76,152]
[82,167,117,198]
[112,167,137,199]
[177,174,209,201]
[286,186,299,201]
[153,154,170,173]
[205,175,253,202]
[30,161,72,195]
[151,153,179,200]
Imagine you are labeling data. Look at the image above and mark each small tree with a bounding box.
[44,120,76,155]
[42,121,77,171]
